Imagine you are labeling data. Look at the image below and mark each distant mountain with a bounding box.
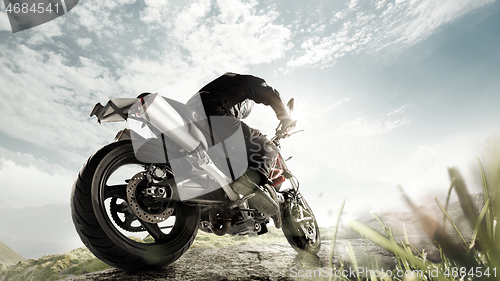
[0,199,10,209]
[0,204,83,259]
[328,193,484,240]
[0,247,110,281]
[0,240,24,266]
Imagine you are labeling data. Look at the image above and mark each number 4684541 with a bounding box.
[444,267,496,278]
[5,2,60,14]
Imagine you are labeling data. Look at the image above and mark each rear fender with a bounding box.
[90,98,138,123]
[113,128,133,142]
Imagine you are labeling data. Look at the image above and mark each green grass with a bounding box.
[0,241,24,267]
[190,225,288,249]
[343,148,500,280]
[0,226,291,281]
[0,247,111,281]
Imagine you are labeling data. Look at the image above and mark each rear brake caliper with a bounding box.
[126,172,174,224]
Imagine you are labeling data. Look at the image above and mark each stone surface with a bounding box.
[62,237,439,281]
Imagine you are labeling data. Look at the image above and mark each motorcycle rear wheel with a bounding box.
[281,192,321,255]
[71,140,200,271]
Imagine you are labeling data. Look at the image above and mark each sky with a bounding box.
[1,0,500,252]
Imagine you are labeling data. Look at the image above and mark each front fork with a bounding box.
[271,150,299,194]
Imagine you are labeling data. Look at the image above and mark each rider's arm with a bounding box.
[235,74,289,120]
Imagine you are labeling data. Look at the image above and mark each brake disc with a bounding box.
[126,172,174,224]
[110,197,143,232]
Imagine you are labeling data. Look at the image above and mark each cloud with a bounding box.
[387,104,409,116]
[0,147,74,207]
[0,43,122,157]
[334,116,410,140]
[71,0,137,36]
[140,0,171,24]
[173,0,211,34]
[115,48,192,95]
[391,0,493,47]
[0,0,293,165]
[287,0,495,69]
[287,19,372,69]
[76,37,92,48]
[310,97,350,118]
[376,131,500,206]
[349,0,359,10]
[326,97,351,111]
[0,146,67,174]
[115,0,292,98]
[171,0,291,72]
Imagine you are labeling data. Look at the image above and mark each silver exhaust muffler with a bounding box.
[135,93,240,202]
[140,93,203,152]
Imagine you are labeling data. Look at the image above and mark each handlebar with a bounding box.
[272,121,303,142]
[272,97,301,142]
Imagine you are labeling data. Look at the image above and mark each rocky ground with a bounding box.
[61,195,479,280]
[62,235,439,281]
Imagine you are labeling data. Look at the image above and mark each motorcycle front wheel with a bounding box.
[281,192,321,255]
[71,140,200,271]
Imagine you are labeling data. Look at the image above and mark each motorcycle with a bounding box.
[70,93,320,271]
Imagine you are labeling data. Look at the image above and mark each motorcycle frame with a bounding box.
[103,95,299,206]
[269,145,299,195]
[115,127,298,205]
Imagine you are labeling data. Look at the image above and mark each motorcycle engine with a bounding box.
[199,207,269,236]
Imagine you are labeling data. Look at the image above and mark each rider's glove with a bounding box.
[279,116,297,134]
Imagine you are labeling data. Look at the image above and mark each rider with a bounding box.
[186,73,296,216]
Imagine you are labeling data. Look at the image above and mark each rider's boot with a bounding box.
[232,169,279,216]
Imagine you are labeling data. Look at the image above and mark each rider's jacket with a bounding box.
[187,73,288,120]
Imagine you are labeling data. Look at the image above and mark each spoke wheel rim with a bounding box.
[93,149,185,248]
[293,196,318,245]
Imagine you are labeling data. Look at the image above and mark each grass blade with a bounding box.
[329,197,346,279]
[403,222,409,245]
[434,196,468,248]
[349,220,424,268]
[477,158,492,238]
[346,241,361,281]
[469,197,490,249]
[448,167,478,227]
[442,178,455,226]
